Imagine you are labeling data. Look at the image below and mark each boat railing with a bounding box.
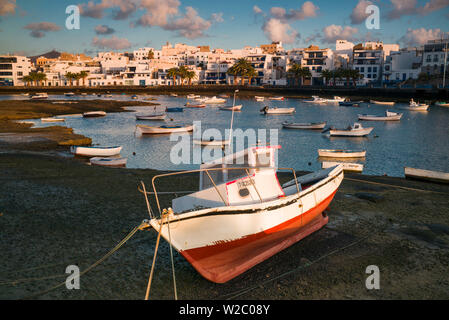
[138,166,301,218]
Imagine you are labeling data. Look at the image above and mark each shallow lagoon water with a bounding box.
[13,93,449,177]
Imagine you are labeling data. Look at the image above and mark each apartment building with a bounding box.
[0,55,32,86]
[301,45,333,85]
[422,39,449,76]
[383,48,422,83]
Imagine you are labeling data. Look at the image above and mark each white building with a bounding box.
[422,39,449,76]
[0,55,32,86]
[383,48,422,83]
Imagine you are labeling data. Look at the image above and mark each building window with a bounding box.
[373,67,377,72]
[368,67,372,72]
[361,67,364,72]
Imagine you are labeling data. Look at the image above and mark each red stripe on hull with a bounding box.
[181,190,337,283]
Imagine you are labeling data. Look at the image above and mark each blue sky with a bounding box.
[0,0,448,56]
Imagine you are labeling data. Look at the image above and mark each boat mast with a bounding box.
[228,89,239,149]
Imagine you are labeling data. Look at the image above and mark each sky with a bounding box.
[0,0,448,56]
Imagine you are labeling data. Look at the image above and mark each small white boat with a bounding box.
[65,92,75,97]
[401,99,429,111]
[322,161,363,173]
[83,111,107,118]
[261,107,295,115]
[328,123,373,137]
[255,96,265,102]
[135,114,167,121]
[170,93,178,97]
[81,93,88,96]
[435,101,449,107]
[370,100,395,106]
[318,149,366,158]
[305,96,327,104]
[404,167,449,184]
[137,124,194,134]
[90,157,127,167]
[185,103,206,108]
[30,93,48,100]
[282,122,326,130]
[219,105,243,111]
[268,96,284,101]
[41,117,66,123]
[187,94,200,99]
[144,145,344,283]
[203,96,227,104]
[70,146,122,157]
[325,96,345,103]
[358,111,403,121]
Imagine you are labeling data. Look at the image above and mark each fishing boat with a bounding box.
[203,96,227,104]
[30,93,48,100]
[143,145,344,283]
[83,111,107,118]
[135,114,167,121]
[404,167,449,184]
[166,107,184,113]
[305,96,327,104]
[41,117,65,123]
[322,161,363,173]
[358,111,403,121]
[282,122,326,130]
[64,92,75,97]
[255,96,265,102]
[261,106,295,115]
[185,103,206,108]
[90,157,127,167]
[219,105,243,111]
[325,96,345,103]
[435,101,449,107]
[370,100,395,106]
[268,96,284,101]
[327,123,373,137]
[401,99,429,111]
[318,149,366,158]
[170,93,178,97]
[70,146,122,157]
[137,124,194,134]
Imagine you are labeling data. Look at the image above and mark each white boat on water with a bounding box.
[64,92,75,97]
[358,111,403,121]
[268,96,284,101]
[404,167,449,184]
[219,105,243,111]
[203,96,227,104]
[261,106,295,115]
[282,122,326,130]
[435,101,449,107]
[135,114,167,121]
[137,124,194,134]
[30,93,48,100]
[83,111,107,118]
[318,149,366,158]
[90,157,127,167]
[401,99,429,111]
[187,94,201,99]
[370,100,395,106]
[327,123,373,137]
[322,161,363,173]
[305,96,327,104]
[41,117,65,123]
[71,146,122,157]
[255,96,265,102]
[325,96,345,103]
[170,93,178,97]
[143,145,344,283]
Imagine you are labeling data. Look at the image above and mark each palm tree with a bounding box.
[244,68,257,86]
[287,63,302,86]
[321,70,332,86]
[74,73,82,86]
[177,66,189,86]
[79,71,89,86]
[167,68,179,86]
[350,69,362,87]
[185,70,196,86]
[228,58,252,85]
[298,67,312,86]
[65,72,75,86]
[36,72,47,86]
[22,75,33,86]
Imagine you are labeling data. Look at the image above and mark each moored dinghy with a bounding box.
[219,105,243,111]
[70,146,122,157]
[326,123,373,137]
[143,145,344,283]
[358,110,403,121]
[322,161,363,173]
[83,111,107,118]
[318,149,366,158]
[41,117,66,123]
[137,124,194,134]
[401,99,429,111]
[261,106,295,114]
[404,167,449,184]
[282,122,326,130]
[370,100,395,106]
[135,113,167,121]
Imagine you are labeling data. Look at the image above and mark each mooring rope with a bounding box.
[21,221,147,300]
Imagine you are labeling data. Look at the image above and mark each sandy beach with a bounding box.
[0,99,448,300]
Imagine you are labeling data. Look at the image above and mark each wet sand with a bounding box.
[1,152,448,300]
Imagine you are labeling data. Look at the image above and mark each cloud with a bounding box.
[162,6,213,39]
[136,0,180,27]
[399,28,448,46]
[262,18,299,44]
[95,24,115,35]
[386,0,449,20]
[350,0,374,24]
[24,22,61,38]
[92,36,132,50]
[270,1,319,21]
[211,12,224,23]
[0,0,15,16]
[308,25,359,44]
[79,0,138,20]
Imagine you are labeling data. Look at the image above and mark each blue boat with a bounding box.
[166,107,184,112]
[339,101,360,107]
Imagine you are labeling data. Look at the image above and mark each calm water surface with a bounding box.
[10,93,449,177]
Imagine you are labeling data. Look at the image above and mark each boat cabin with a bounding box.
[172,146,285,212]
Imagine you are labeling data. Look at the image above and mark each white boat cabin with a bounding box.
[172,146,285,213]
